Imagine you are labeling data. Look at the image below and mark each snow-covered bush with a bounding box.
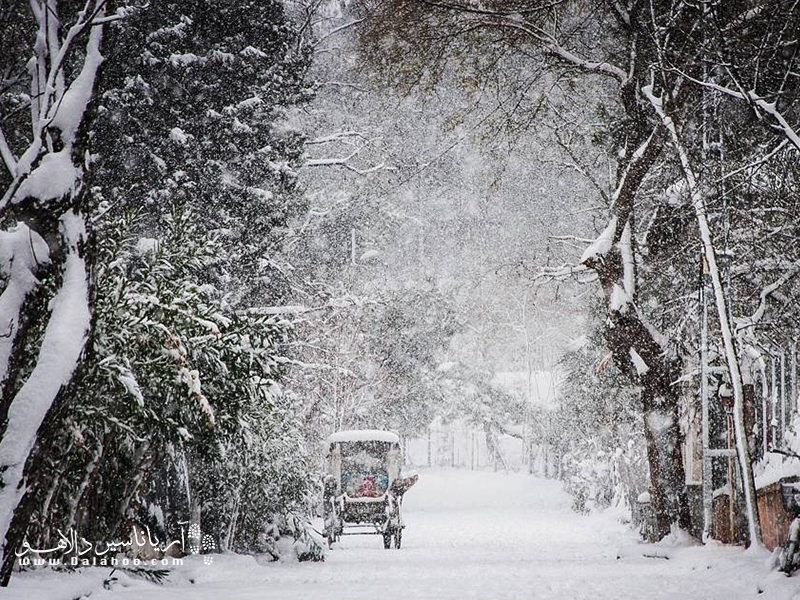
[555,304,649,517]
[18,207,322,560]
[561,434,648,516]
[83,0,319,560]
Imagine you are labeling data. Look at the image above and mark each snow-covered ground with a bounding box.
[8,469,800,599]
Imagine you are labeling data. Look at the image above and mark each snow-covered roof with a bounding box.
[327,430,400,444]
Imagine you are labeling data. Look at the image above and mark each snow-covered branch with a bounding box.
[313,18,365,48]
[0,127,16,176]
[1,0,106,212]
[717,139,790,183]
[412,0,626,81]
[676,73,800,152]
[305,147,387,175]
[306,131,371,145]
[532,262,596,285]
[735,263,800,335]
[474,18,626,82]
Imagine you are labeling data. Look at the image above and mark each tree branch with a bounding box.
[0,126,16,176]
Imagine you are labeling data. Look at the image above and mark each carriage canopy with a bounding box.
[326,430,401,499]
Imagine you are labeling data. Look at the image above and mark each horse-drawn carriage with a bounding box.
[323,430,417,549]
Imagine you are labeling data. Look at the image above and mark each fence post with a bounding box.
[469,431,474,470]
[427,426,432,468]
[792,339,797,414]
[451,427,455,468]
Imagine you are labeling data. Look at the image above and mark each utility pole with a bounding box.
[772,357,779,449]
[762,368,768,458]
[701,257,712,541]
[781,351,787,444]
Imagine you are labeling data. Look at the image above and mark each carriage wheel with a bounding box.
[326,518,337,548]
[781,541,797,574]
[327,528,335,548]
[393,529,402,549]
[325,503,338,548]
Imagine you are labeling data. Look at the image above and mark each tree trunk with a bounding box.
[579,112,692,537]
[603,303,692,536]
[641,381,692,534]
[189,493,202,554]
[0,375,80,585]
[0,212,92,583]
[0,5,106,583]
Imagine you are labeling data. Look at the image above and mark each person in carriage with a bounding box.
[323,430,418,549]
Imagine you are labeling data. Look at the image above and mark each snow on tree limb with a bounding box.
[0,128,16,176]
[32,1,103,139]
[580,217,617,264]
[617,220,634,296]
[610,127,661,217]
[734,263,800,335]
[312,19,366,49]
[305,148,387,175]
[677,74,800,153]
[11,150,79,204]
[609,284,630,313]
[46,14,105,146]
[532,262,596,285]
[1,1,106,212]
[0,225,50,387]
[306,131,371,145]
[629,347,650,376]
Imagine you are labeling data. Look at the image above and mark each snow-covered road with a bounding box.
[10,469,800,599]
[245,469,792,600]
